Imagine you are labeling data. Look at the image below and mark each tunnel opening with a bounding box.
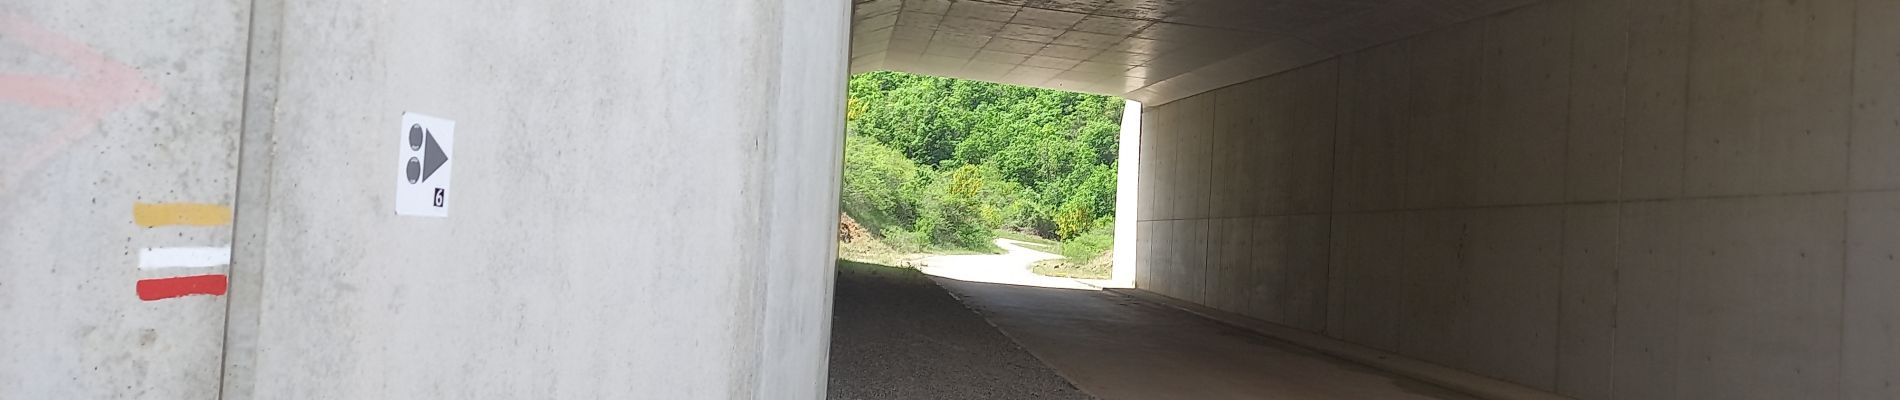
[831,70,1134,282]
[824,70,1140,399]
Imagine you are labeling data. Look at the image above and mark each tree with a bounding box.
[842,71,1123,249]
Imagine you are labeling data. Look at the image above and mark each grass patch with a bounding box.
[1031,251,1111,279]
[866,224,1003,256]
[1026,224,1115,280]
[1051,227,1112,260]
[993,229,1057,246]
[836,258,910,274]
[1014,242,1054,251]
[839,216,1000,267]
[840,212,1000,266]
[839,232,922,267]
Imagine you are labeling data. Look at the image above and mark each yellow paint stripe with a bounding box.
[133,203,232,227]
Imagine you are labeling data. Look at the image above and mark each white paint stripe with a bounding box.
[138,246,231,269]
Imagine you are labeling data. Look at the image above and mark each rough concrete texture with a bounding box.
[1135,0,1893,398]
[1,2,250,399]
[232,1,849,399]
[8,0,849,399]
[846,0,1545,105]
[759,0,853,394]
[827,261,1093,400]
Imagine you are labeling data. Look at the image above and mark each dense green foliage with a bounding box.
[841,71,1122,251]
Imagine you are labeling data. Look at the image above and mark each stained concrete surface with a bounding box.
[8,0,847,397]
[2,3,248,399]
[1133,0,1889,397]
[827,261,1093,400]
[235,1,850,399]
[5,0,849,397]
[847,0,1542,104]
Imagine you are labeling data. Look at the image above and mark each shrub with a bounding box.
[912,165,995,250]
[840,135,920,236]
[842,71,1123,251]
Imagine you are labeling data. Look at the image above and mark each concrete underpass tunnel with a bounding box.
[3,0,1896,398]
[839,0,1900,399]
[822,71,1514,399]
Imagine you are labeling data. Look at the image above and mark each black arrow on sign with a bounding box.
[422,130,448,182]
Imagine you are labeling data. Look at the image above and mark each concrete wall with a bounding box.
[4,0,849,398]
[235,0,848,398]
[1,2,250,399]
[1112,99,1141,285]
[1135,0,1894,398]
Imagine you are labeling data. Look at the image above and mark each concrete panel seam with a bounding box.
[1671,1,1695,396]
[1551,0,1577,390]
[1322,57,1345,336]
[1601,1,1636,393]
[217,0,285,398]
[1306,188,1900,216]
[1839,0,1858,393]
[1201,95,1216,300]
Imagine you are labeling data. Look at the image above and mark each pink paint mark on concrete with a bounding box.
[0,12,159,195]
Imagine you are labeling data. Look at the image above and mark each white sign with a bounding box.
[394,112,455,217]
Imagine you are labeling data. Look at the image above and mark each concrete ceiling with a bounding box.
[849,0,1540,105]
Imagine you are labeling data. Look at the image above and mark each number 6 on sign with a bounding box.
[395,112,454,217]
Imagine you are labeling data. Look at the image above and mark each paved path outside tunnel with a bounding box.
[920,239,1479,400]
[917,238,1100,290]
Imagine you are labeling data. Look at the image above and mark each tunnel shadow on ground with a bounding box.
[829,258,1480,399]
[826,260,1094,400]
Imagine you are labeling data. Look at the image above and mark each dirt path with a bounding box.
[917,239,1098,290]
